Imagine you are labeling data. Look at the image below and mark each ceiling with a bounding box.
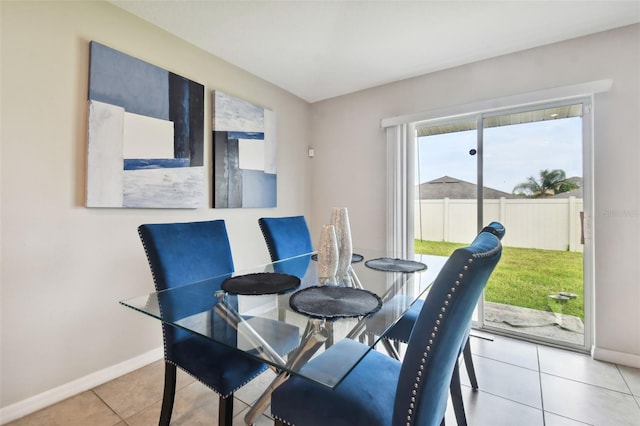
[109,1,640,103]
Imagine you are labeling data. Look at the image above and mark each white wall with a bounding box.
[308,25,640,365]
[0,0,311,411]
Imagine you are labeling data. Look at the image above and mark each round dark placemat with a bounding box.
[289,286,382,319]
[365,257,427,273]
[311,253,364,263]
[222,272,301,295]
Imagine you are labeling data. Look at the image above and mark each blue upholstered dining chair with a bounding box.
[138,219,295,426]
[259,216,314,277]
[270,224,503,426]
[381,221,506,426]
[259,216,313,260]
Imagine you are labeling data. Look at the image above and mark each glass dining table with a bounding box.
[120,249,446,425]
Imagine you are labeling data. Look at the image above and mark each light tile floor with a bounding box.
[6,332,640,426]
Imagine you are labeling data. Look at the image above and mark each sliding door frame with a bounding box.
[383,80,610,352]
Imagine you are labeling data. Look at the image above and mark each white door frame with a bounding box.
[383,79,611,352]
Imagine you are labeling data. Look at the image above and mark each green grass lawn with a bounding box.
[415,239,584,320]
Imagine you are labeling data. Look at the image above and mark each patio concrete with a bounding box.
[484,301,585,346]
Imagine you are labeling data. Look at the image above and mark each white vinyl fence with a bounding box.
[414,197,584,252]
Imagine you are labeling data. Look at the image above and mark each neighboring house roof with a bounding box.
[551,188,583,198]
[566,176,583,185]
[551,176,583,198]
[417,176,517,199]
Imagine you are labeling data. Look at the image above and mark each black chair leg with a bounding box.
[159,362,176,426]
[219,395,234,426]
[450,361,468,426]
[462,337,478,390]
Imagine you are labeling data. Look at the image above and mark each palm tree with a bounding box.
[512,169,579,198]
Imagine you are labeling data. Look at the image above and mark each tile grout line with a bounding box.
[615,364,640,404]
[539,370,638,396]
[460,384,545,413]
[90,389,126,425]
[537,345,637,396]
[538,349,635,426]
[461,351,546,417]
[536,344,547,426]
[472,352,540,373]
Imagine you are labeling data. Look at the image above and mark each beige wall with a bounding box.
[0,1,311,409]
[308,24,640,366]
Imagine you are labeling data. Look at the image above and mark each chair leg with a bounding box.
[277,294,286,322]
[450,361,468,426]
[325,322,334,348]
[381,338,401,360]
[159,362,177,426]
[219,395,234,426]
[462,337,478,390]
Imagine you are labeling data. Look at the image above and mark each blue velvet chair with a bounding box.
[382,221,506,425]
[259,216,314,278]
[138,220,295,426]
[259,216,313,260]
[271,224,503,426]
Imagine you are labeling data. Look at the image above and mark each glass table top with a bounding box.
[121,249,446,390]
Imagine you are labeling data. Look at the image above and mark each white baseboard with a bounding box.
[0,347,163,425]
[592,346,640,368]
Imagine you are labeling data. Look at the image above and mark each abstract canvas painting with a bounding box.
[212,91,277,208]
[86,41,205,208]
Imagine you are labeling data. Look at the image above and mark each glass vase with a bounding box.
[331,207,353,285]
[317,224,338,284]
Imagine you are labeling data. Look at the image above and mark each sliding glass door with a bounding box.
[414,100,591,351]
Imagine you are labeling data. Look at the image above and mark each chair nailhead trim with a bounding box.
[273,415,294,425]
[138,228,261,401]
[404,257,473,426]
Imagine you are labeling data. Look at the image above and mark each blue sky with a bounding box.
[416,117,583,194]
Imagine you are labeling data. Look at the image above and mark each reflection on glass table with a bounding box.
[121,249,442,425]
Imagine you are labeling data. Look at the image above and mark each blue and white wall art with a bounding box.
[86,41,205,208]
[212,91,277,208]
